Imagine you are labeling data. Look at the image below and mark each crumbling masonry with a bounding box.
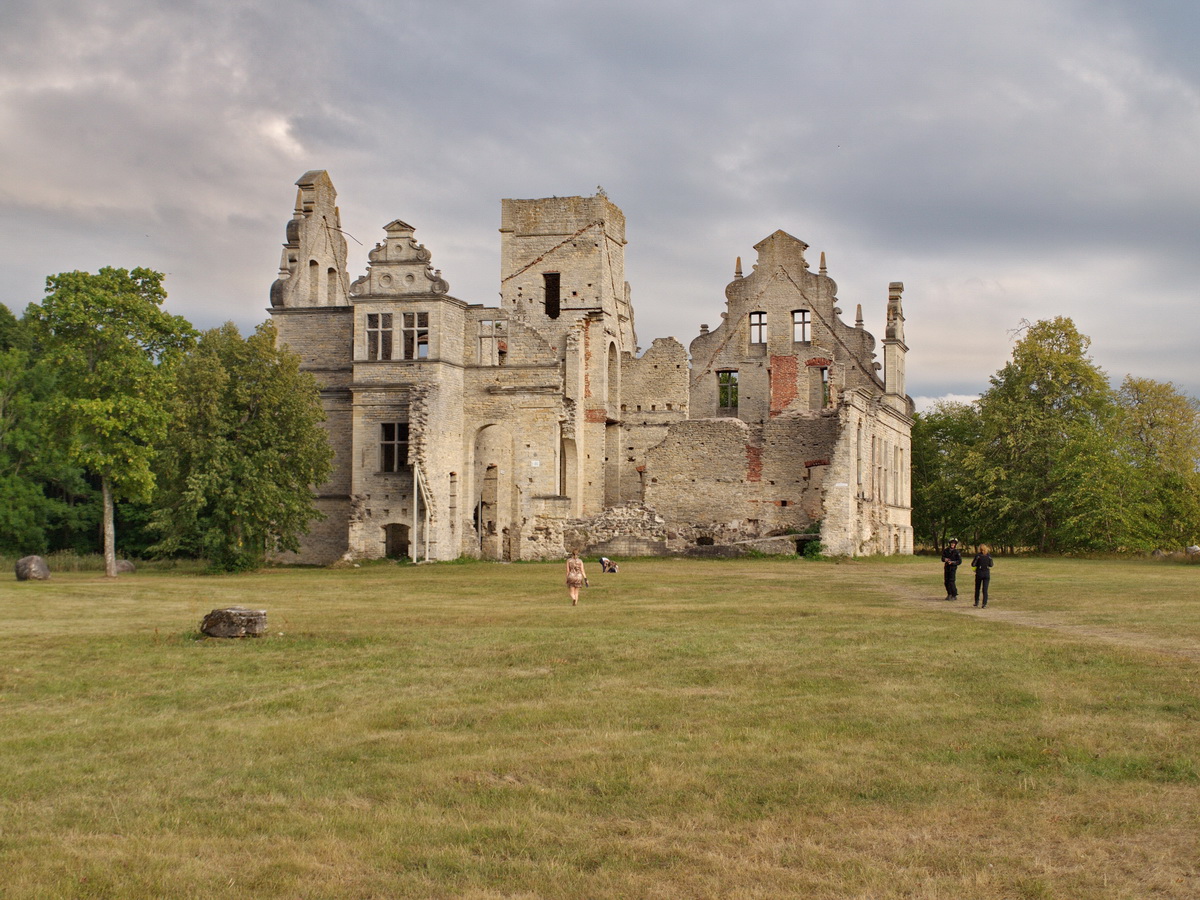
[269,171,913,562]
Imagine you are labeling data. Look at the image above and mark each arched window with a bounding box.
[308,260,320,305]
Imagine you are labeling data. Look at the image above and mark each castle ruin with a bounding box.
[269,170,913,562]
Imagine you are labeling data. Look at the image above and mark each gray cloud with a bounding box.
[2,0,1197,403]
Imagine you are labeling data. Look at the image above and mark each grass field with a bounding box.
[1,555,1197,899]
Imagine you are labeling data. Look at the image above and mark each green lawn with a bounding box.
[1,556,1197,899]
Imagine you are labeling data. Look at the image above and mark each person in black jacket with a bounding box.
[971,544,994,607]
[941,538,962,600]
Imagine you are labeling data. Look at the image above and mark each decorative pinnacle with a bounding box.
[856,303,863,328]
[735,256,743,278]
[819,251,827,276]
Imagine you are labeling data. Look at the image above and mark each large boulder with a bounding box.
[15,556,50,581]
[200,607,267,638]
[115,559,136,574]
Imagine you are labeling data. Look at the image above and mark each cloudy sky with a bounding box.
[2,0,1196,406]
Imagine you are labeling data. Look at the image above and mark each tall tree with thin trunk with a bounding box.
[25,268,195,576]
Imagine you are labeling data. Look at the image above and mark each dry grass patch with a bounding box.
[1,557,1197,898]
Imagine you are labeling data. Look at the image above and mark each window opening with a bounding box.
[478,319,507,365]
[717,370,739,410]
[543,273,561,319]
[367,313,393,360]
[749,311,767,344]
[856,423,863,487]
[380,422,409,472]
[308,260,320,305]
[402,312,429,359]
[793,309,811,342]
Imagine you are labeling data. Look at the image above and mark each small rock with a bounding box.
[200,607,267,638]
[15,555,50,581]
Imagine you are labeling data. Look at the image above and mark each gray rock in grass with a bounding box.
[200,607,267,638]
[15,555,50,581]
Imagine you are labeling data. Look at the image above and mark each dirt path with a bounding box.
[892,583,1200,663]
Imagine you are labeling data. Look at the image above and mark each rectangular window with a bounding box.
[380,423,409,472]
[717,370,738,410]
[366,313,393,360]
[401,312,429,360]
[749,311,767,344]
[478,319,507,365]
[544,272,561,319]
[793,309,810,342]
[820,366,830,408]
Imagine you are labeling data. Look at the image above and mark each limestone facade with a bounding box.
[269,171,913,563]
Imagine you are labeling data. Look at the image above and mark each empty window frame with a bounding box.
[717,370,739,410]
[749,311,767,344]
[380,423,409,472]
[478,319,507,365]
[401,312,429,360]
[366,313,393,360]
[543,272,561,319]
[792,309,811,342]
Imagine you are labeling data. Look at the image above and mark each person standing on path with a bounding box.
[971,544,994,607]
[565,550,587,606]
[941,538,962,601]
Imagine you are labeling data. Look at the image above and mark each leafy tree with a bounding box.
[966,317,1117,552]
[149,321,332,571]
[0,303,23,350]
[1050,417,1157,551]
[25,268,196,576]
[1116,376,1200,547]
[911,401,982,550]
[0,307,95,554]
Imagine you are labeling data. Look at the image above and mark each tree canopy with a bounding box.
[149,321,333,572]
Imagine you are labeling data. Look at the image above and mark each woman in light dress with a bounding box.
[565,550,587,605]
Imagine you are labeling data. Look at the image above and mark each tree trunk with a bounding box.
[102,475,118,578]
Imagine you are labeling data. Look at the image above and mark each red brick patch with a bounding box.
[769,355,798,416]
[746,444,763,482]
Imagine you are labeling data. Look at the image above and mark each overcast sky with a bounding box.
[2,0,1197,407]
